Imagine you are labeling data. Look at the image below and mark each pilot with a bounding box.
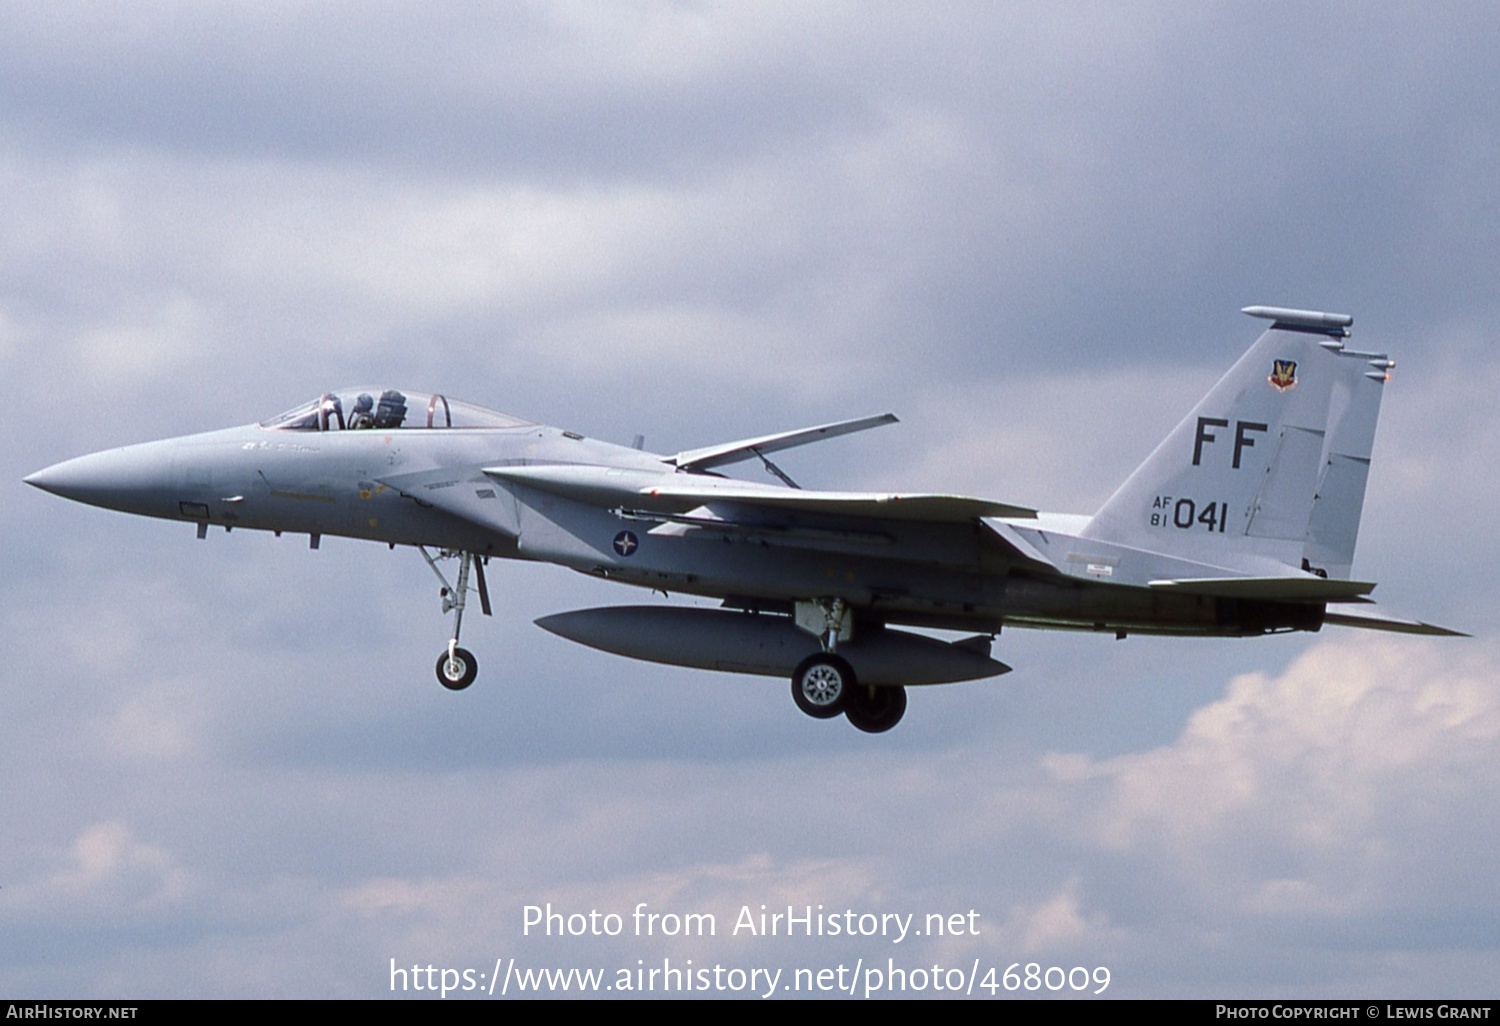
[349,393,376,429]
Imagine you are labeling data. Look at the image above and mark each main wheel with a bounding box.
[436,647,478,690]
[844,683,907,733]
[791,654,854,719]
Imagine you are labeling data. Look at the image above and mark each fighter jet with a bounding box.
[25,306,1460,733]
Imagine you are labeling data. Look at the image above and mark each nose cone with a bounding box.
[25,441,180,518]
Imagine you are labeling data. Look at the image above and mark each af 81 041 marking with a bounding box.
[1151,496,1230,532]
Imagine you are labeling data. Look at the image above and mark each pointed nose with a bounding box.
[23,458,88,498]
[25,442,179,518]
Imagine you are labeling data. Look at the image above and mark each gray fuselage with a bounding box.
[28,415,1313,640]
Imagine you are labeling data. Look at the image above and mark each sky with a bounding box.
[3,1,1498,1000]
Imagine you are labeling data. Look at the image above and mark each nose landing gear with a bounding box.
[419,547,491,690]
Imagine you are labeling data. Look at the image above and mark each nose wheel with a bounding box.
[419,547,492,690]
[436,646,478,690]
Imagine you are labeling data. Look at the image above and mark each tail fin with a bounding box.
[1082,306,1390,578]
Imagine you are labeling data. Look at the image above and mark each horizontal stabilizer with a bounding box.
[668,413,899,472]
[1323,606,1469,637]
[1148,576,1376,601]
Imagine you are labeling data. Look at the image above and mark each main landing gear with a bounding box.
[789,598,907,733]
[419,547,491,691]
[791,654,908,733]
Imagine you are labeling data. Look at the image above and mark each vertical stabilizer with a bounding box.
[1302,342,1389,579]
[1082,307,1388,576]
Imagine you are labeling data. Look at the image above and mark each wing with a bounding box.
[484,463,1037,522]
[667,413,899,472]
[487,463,1053,573]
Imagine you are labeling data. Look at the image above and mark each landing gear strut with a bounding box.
[795,596,851,654]
[419,547,492,690]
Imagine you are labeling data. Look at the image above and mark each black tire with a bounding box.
[436,647,478,690]
[791,654,854,719]
[844,683,907,733]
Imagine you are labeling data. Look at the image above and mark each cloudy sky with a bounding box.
[4,1,1498,999]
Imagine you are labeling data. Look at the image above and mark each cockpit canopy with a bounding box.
[261,389,530,431]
